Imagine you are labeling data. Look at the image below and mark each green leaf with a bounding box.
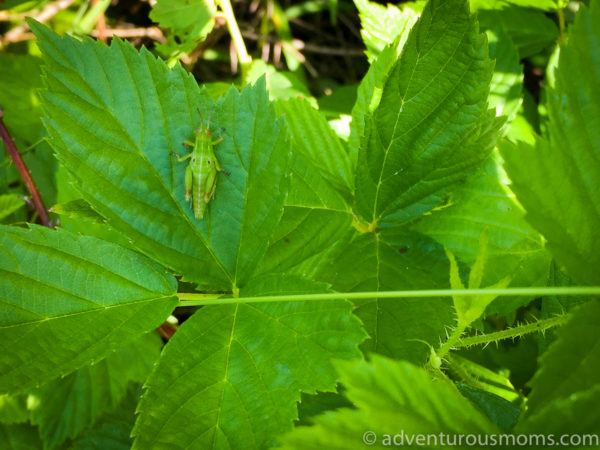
[246,61,314,103]
[0,225,177,393]
[456,384,520,433]
[29,333,162,449]
[501,2,600,286]
[0,54,44,144]
[353,0,499,227]
[0,194,25,221]
[277,98,353,195]
[50,198,105,223]
[280,356,498,448]
[414,151,551,317]
[477,5,559,58]
[68,383,142,450]
[0,423,43,450]
[471,0,559,12]
[150,0,216,58]
[348,39,401,171]
[354,0,418,62]
[524,300,600,418]
[487,29,523,128]
[518,384,600,435]
[0,394,28,425]
[133,275,366,449]
[314,230,454,363]
[32,21,291,289]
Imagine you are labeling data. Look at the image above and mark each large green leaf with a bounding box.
[314,230,454,363]
[29,333,162,449]
[353,0,499,227]
[32,21,290,290]
[0,225,177,393]
[132,275,366,449]
[501,2,600,286]
[280,356,498,448]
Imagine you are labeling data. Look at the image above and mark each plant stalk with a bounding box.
[0,106,52,227]
[178,286,600,306]
[218,0,251,76]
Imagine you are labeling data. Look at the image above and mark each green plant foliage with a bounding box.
[0,225,177,393]
[279,355,498,448]
[0,194,25,221]
[414,152,551,317]
[150,0,216,58]
[0,422,44,449]
[28,333,162,448]
[518,300,600,434]
[1,0,598,446]
[352,0,500,228]
[502,1,600,286]
[132,275,366,449]
[68,383,142,450]
[313,230,454,363]
[476,5,559,58]
[354,0,418,62]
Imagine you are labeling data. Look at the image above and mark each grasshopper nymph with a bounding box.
[172,109,228,219]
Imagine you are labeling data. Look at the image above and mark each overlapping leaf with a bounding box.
[414,152,550,317]
[32,21,291,289]
[501,1,600,286]
[280,356,498,448]
[314,230,454,363]
[29,333,162,449]
[0,225,177,393]
[519,300,600,434]
[133,275,366,449]
[353,0,499,228]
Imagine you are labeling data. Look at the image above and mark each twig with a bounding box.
[1,0,75,45]
[0,106,52,228]
[90,26,166,43]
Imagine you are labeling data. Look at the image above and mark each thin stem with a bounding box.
[557,7,567,43]
[218,0,251,76]
[456,315,569,348]
[437,324,466,360]
[0,106,52,228]
[178,286,600,306]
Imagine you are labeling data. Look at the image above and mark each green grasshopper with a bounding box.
[172,109,228,219]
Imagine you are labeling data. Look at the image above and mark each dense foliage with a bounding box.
[1,0,599,448]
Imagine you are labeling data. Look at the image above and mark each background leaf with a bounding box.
[501,1,600,286]
[29,333,162,449]
[354,0,419,63]
[280,356,497,449]
[133,275,366,449]
[0,225,177,393]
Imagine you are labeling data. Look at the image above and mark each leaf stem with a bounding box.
[178,286,600,306]
[218,0,251,76]
[0,106,52,227]
[455,314,569,348]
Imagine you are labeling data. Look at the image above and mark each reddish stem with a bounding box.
[0,106,52,228]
